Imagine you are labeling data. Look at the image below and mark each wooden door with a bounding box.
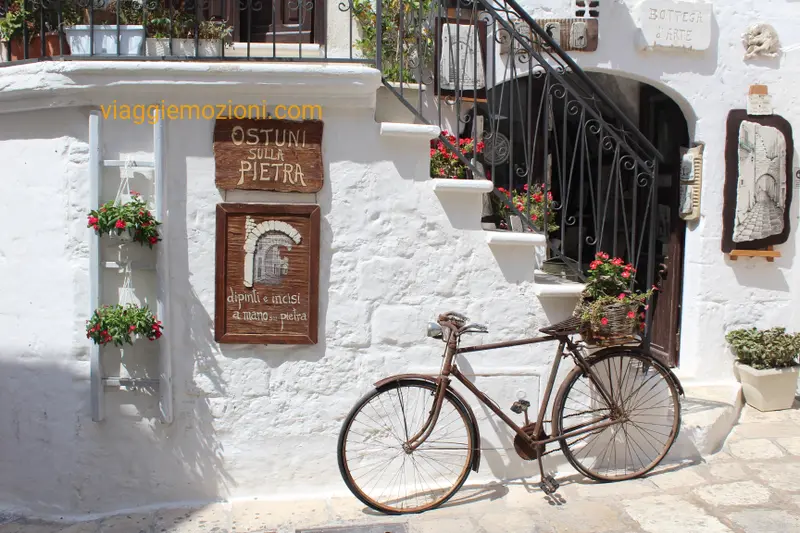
[639,85,689,367]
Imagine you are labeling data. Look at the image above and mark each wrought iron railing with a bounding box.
[0,0,371,62]
[365,0,663,298]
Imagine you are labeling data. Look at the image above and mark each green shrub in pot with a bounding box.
[726,327,800,412]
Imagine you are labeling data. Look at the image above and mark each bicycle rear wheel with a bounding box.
[552,348,681,482]
[337,379,475,514]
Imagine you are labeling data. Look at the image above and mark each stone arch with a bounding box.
[243,217,302,288]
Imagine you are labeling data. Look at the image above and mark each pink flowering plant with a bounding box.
[430,130,485,179]
[86,304,164,346]
[496,183,559,233]
[579,252,656,334]
[87,192,161,248]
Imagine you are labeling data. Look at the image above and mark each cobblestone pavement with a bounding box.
[733,200,784,242]
[3,401,800,533]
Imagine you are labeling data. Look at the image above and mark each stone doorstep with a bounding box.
[669,382,743,459]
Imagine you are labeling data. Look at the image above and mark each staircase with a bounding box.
[369,0,664,334]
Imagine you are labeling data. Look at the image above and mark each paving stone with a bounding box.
[728,439,784,460]
[776,437,800,455]
[476,512,551,533]
[60,524,101,533]
[693,481,771,507]
[543,502,630,532]
[649,468,706,490]
[703,451,735,463]
[97,514,154,533]
[0,523,77,533]
[574,478,659,499]
[750,461,800,491]
[622,495,732,533]
[740,403,800,423]
[707,462,751,482]
[728,509,800,532]
[232,500,327,530]
[408,518,476,533]
[731,422,800,439]
[154,505,231,533]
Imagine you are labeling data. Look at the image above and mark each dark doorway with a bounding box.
[639,84,690,367]
[208,0,324,43]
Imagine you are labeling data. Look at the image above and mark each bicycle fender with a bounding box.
[586,347,685,397]
[373,374,482,473]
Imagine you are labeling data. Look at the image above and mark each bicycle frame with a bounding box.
[404,327,622,454]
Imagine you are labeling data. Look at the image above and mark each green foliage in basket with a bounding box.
[86,304,163,346]
[86,191,162,248]
[579,293,650,333]
[725,327,800,370]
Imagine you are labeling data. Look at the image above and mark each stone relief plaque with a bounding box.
[215,203,320,344]
[722,111,794,253]
[638,0,712,51]
[214,119,324,192]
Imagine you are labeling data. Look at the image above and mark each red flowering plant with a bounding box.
[577,252,656,338]
[86,304,163,346]
[430,130,485,179]
[87,192,161,248]
[496,183,559,233]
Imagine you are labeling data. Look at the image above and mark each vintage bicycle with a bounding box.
[337,311,683,514]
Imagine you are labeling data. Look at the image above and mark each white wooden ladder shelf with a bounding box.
[88,110,173,424]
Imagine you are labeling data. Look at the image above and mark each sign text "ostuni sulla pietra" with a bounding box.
[638,1,712,51]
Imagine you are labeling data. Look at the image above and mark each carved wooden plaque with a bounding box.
[215,203,320,344]
[213,119,324,192]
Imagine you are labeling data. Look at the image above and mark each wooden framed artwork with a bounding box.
[722,110,794,254]
[213,119,324,193]
[434,15,489,101]
[215,203,320,344]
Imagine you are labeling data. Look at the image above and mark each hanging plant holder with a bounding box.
[86,303,164,346]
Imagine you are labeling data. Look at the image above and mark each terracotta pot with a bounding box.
[8,33,70,60]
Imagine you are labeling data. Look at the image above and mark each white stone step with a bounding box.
[379,122,440,139]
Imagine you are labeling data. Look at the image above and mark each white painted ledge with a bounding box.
[380,123,441,138]
[0,61,382,114]
[431,178,494,193]
[533,269,585,298]
[485,231,546,246]
[668,382,743,458]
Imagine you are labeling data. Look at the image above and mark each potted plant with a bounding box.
[146,13,232,57]
[495,183,559,233]
[64,0,146,56]
[430,130,485,179]
[352,0,434,122]
[726,327,800,411]
[0,0,77,60]
[574,252,655,345]
[86,303,163,346]
[87,191,162,247]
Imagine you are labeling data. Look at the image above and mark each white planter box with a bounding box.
[735,362,800,412]
[145,38,223,57]
[64,25,145,56]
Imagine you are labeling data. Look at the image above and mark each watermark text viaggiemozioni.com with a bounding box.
[99,100,323,125]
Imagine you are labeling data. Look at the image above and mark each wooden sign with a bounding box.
[215,203,320,344]
[213,119,324,192]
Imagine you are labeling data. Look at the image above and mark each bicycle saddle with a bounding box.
[460,323,489,335]
[437,312,488,334]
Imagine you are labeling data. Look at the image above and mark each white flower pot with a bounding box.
[145,38,222,57]
[64,25,145,56]
[735,362,800,412]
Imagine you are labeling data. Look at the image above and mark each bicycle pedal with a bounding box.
[544,475,560,490]
[539,481,557,495]
[510,399,530,414]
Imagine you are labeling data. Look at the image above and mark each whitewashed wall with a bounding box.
[0,62,566,516]
[1,0,800,517]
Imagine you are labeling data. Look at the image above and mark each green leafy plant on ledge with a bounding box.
[86,304,163,346]
[87,192,162,248]
[726,327,800,370]
[352,0,435,83]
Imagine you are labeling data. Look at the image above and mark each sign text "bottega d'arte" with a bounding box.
[99,100,323,125]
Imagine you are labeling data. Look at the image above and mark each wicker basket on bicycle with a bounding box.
[572,291,640,347]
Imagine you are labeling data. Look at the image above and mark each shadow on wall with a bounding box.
[0,109,232,515]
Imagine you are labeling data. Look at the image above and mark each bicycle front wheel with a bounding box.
[552,348,681,482]
[337,379,476,514]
